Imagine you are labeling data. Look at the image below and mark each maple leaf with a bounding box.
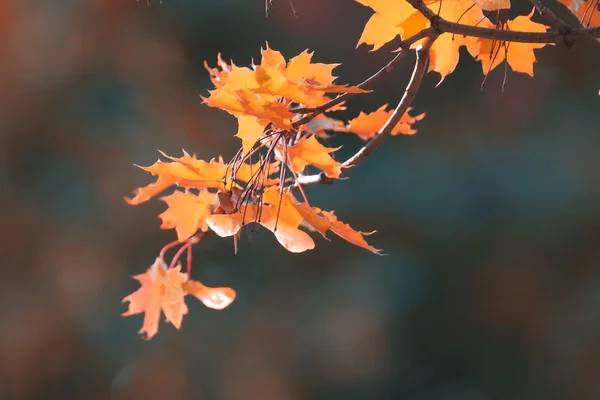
[335,104,425,140]
[558,0,600,28]
[476,10,550,76]
[122,257,189,340]
[321,211,383,254]
[158,190,218,242]
[291,200,382,254]
[125,150,279,206]
[355,0,485,82]
[303,114,347,139]
[125,175,177,206]
[280,135,343,178]
[203,44,367,131]
[355,0,429,51]
[292,202,332,236]
[123,256,237,339]
[236,115,268,156]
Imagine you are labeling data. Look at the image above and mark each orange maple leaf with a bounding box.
[558,0,600,28]
[280,135,343,178]
[123,257,237,340]
[476,10,550,76]
[355,0,486,82]
[158,190,218,242]
[125,150,279,206]
[122,257,189,340]
[321,210,383,254]
[335,105,425,140]
[203,44,367,132]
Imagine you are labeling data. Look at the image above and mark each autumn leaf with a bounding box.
[236,115,268,156]
[158,190,218,242]
[355,0,428,51]
[125,175,177,206]
[123,256,237,339]
[336,104,425,140]
[354,0,486,82]
[122,257,189,340]
[292,202,332,236]
[129,151,229,198]
[303,114,346,138]
[558,0,600,28]
[281,135,343,178]
[426,0,485,82]
[203,44,366,131]
[203,88,295,128]
[125,150,280,206]
[322,211,383,254]
[476,10,550,76]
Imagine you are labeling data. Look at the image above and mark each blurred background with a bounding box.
[1,0,600,399]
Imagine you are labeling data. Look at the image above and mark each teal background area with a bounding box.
[2,0,600,399]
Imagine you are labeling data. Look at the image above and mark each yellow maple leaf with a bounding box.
[477,10,550,76]
[281,135,343,178]
[355,0,428,51]
[122,257,189,340]
[158,190,218,242]
[335,104,425,139]
[203,44,366,130]
[558,0,600,27]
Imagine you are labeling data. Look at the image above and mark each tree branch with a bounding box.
[290,0,600,191]
[405,0,600,44]
[292,38,434,190]
[290,27,436,129]
[529,0,569,31]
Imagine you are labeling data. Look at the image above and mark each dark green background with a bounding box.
[2,0,600,399]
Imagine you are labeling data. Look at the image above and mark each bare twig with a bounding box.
[293,38,435,190]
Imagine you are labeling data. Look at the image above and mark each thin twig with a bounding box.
[293,38,435,190]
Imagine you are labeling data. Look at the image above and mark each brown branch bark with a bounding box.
[529,0,569,31]
[292,38,434,190]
